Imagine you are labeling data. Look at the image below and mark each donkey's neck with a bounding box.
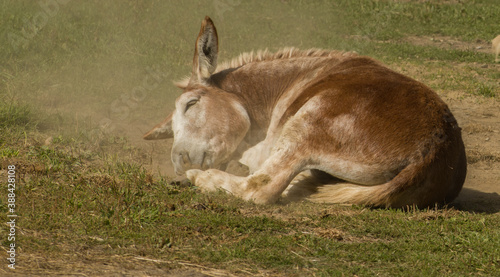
[210,57,330,143]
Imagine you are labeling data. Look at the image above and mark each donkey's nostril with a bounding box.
[201,152,207,169]
[180,152,191,166]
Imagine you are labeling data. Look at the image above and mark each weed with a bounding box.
[476,83,497,98]
[0,101,34,129]
[0,145,19,158]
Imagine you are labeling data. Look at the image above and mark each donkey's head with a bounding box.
[143,17,250,175]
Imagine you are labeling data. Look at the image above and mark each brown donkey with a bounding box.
[144,16,466,208]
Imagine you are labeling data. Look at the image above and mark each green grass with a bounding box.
[476,83,497,98]
[2,130,499,275]
[0,0,499,275]
[333,0,499,41]
[0,101,33,129]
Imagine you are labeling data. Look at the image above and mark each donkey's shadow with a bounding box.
[451,188,500,214]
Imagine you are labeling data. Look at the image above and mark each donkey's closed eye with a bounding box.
[185,99,198,113]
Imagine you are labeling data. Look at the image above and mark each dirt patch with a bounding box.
[2,253,233,277]
[403,35,493,55]
[310,227,389,244]
[441,94,500,213]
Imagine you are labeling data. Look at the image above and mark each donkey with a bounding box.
[144,16,467,208]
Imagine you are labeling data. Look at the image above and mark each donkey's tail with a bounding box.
[306,181,413,208]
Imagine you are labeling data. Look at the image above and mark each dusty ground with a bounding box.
[403,35,493,55]
[446,95,500,213]
[1,254,235,277]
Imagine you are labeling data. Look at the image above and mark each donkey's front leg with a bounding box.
[242,155,302,204]
[187,169,247,196]
[187,151,303,204]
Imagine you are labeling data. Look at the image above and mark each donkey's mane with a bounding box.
[216,47,357,73]
[175,48,357,88]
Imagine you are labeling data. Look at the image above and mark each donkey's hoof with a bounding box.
[186,169,203,184]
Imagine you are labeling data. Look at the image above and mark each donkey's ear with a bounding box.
[143,114,174,140]
[192,16,218,83]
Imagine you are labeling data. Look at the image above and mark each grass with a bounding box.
[0,0,499,276]
[1,106,499,276]
[0,101,34,129]
[476,83,497,98]
[2,129,499,275]
[334,0,498,41]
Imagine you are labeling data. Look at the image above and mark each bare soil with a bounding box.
[403,35,493,55]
